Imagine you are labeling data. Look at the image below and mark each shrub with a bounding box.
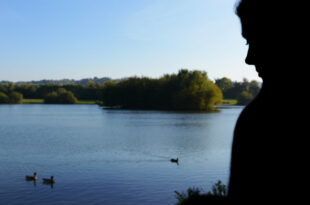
[44,89,77,104]
[237,91,254,105]
[9,91,23,104]
[101,70,223,111]
[175,180,228,205]
[0,92,9,104]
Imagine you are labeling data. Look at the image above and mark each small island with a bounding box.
[0,70,260,108]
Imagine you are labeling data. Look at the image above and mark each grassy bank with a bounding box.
[22,98,235,106]
[222,99,237,105]
[76,100,97,104]
[22,99,44,104]
[22,99,96,104]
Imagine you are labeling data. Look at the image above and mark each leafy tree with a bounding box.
[215,77,232,93]
[237,91,254,105]
[44,88,77,104]
[0,85,8,93]
[57,89,78,104]
[100,70,223,111]
[9,92,23,104]
[216,77,260,102]
[0,92,9,104]
[248,80,260,96]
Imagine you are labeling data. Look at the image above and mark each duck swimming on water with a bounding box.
[25,172,38,181]
[43,176,55,184]
[170,158,179,164]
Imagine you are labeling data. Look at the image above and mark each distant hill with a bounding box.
[0,77,122,86]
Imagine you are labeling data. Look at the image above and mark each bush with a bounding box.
[175,181,228,205]
[44,88,77,104]
[0,92,9,104]
[0,91,23,104]
[101,70,223,111]
[237,91,254,105]
[9,91,23,104]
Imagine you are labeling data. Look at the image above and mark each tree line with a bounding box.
[0,81,102,104]
[101,70,222,111]
[215,77,260,105]
[0,70,261,107]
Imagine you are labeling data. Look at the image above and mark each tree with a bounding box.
[100,70,223,111]
[57,89,77,104]
[248,80,260,96]
[44,88,77,104]
[237,91,254,105]
[9,92,23,104]
[215,77,232,93]
[0,92,9,104]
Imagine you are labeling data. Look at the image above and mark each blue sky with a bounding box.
[0,0,261,82]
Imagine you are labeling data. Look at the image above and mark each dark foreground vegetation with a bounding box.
[175,181,228,205]
[0,70,260,107]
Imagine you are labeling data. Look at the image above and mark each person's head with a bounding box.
[235,0,295,83]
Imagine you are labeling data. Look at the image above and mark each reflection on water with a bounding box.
[0,104,243,205]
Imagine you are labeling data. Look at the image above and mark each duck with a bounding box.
[25,172,38,181]
[43,176,55,184]
[170,158,179,163]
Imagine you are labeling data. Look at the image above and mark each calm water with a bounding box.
[0,104,243,205]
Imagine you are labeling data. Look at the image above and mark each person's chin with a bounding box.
[255,67,263,78]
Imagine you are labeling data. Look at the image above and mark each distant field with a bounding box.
[222,99,238,105]
[76,100,96,104]
[22,99,96,104]
[22,99,44,104]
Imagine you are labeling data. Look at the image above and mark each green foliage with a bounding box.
[237,90,254,105]
[44,88,77,104]
[100,70,223,111]
[1,72,259,107]
[222,99,238,105]
[8,92,23,104]
[215,77,232,92]
[175,181,227,205]
[0,92,9,104]
[215,77,260,103]
[0,91,23,104]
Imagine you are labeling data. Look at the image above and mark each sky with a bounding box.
[0,0,261,82]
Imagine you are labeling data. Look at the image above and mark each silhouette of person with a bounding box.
[228,0,307,202]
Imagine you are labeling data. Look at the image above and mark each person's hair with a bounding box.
[234,0,291,41]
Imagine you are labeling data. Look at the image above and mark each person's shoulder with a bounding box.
[234,94,265,134]
[238,95,261,119]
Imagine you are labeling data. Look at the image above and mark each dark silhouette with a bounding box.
[170,157,179,165]
[229,0,306,202]
[42,176,55,184]
[42,176,55,188]
[25,172,38,181]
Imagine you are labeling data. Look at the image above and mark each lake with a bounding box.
[0,104,243,205]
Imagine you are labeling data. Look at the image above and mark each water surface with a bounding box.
[0,105,243,205]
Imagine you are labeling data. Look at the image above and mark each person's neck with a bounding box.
[260,80,290,97]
